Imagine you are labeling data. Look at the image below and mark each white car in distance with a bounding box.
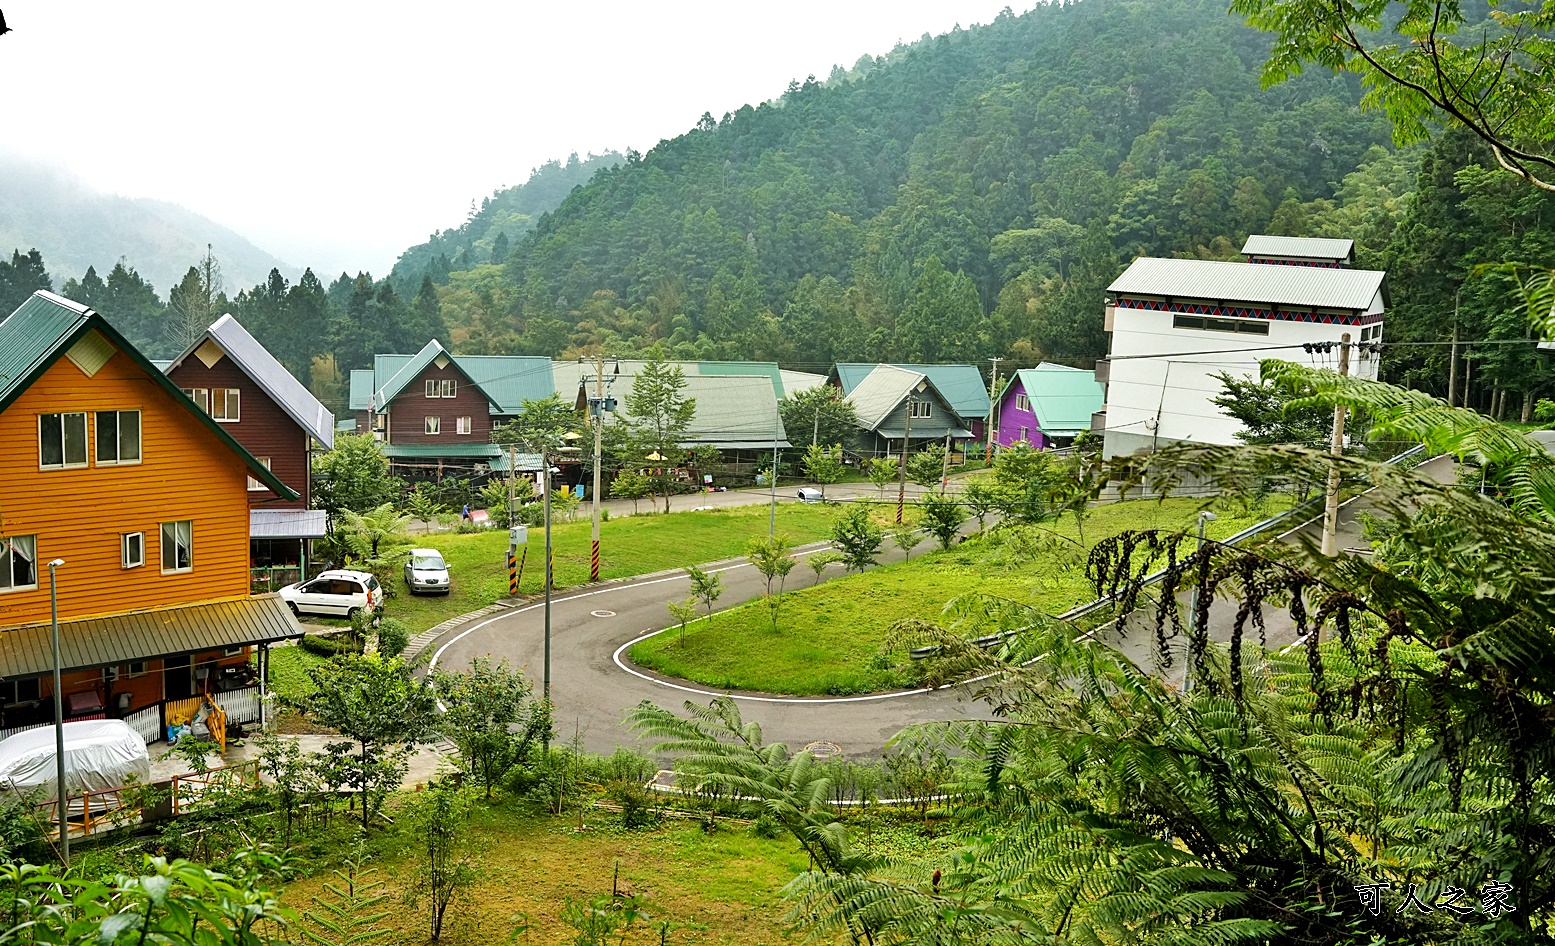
[279,569,384,618]
[404,548,451,595]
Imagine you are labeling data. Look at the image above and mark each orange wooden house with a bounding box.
[0,290,305,742]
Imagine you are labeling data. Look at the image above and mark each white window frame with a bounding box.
[160,520,193,574]
[1020,427,1029,442]
[440,379,457,398]
[247,457,272,491]
[223,646,245,657]
[183,388,210,413]
[95,410,143,466]
[1015,394,1030,412]
[425,380,438,398]
[0,535,39,593]
[909,400,933,419]
[38,412,88,469]
[456,416,472,435]
[424,416,441,435]
[210,388,240,422]
[122,531,144,569]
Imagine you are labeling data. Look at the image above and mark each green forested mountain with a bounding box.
[388,152,623,296]
[408,0,1394,368]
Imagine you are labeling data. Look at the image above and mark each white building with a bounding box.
[1097,236,1386,458]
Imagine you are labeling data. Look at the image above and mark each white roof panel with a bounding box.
[1241,235,1355,261]
[1108,257,1385,311]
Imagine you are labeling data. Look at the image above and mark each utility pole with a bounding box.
[506,445,517,527]
[812,404,821,449]
[896,393,915,524]
[1449,286,1462,407]
[769,395,780,536]
[984,357,1002,462]
[589,355,606,582]
[939,431,952,493]
[1319,333,1353,559]
[48,560,67,867]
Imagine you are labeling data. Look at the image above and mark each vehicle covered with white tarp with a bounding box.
[0,719,150,811]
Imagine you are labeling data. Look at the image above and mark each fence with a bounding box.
[219,687,262,726]
[0,721,49,742]
[251,565,304,594]
[124,705,161,743]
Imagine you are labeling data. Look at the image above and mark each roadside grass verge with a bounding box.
[628,495,1291,696]
[378,503,843,635]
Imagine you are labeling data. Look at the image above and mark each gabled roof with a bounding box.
[1241,234,1355,263]
[350,350,552,415]
[373,339,484,408]
[1009,363,1105,437]
[0,291,295,499]
[845,365,947,431]
[831,364,989,421]
[348,369,376,412]
[165,314,335,448]
[1108,258,1386,311]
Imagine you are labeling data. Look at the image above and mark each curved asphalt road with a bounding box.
[427,536,997,759]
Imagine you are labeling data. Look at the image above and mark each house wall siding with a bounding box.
[0,349,252,628]
[995,378,1048,449]
[385,363,492,445]
[166,354,309,509]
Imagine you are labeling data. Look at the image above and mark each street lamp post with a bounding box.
[543,432,583,703]
[1183,512,1215,693]
[769,395,780,536]
[47,558,68,867]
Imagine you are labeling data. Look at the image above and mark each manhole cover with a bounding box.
[591,609,617,618]
[804,741,842,759]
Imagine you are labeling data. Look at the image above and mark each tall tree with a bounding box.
[168,245,224,350]
[0,248,51,315]
[779,385,858,450]
[624,354,696,512]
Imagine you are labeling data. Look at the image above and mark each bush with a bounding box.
[377,618,411,658]
[1536,398,1555,424]
[300,632,364,658]
[606,779,661,829]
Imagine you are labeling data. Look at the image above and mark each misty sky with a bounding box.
[0,1,1031,278]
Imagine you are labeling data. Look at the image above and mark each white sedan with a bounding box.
[279,569,384,618]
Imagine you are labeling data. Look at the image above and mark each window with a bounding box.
[425,379,457,397]
[95,410,142,465]
[160,520,192,573]
[1172,314,1270,336]
[0,535,37,592]
[425,380,437,398]
[908,400,933,419]
[223,646,245,657]
[183,388,210,413]
[1020,426,1030,442]
[456,416,472,435]
[1015,394,1030,412]
[424,416,441,435]
[210,388,240,421]
[122,532,144,569]
[39,412,88,468]
[247,457,272,491]
[0,678,40,705]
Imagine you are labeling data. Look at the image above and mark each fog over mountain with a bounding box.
[0,153,296,294]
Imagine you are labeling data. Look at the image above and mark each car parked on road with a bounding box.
[404,548,451,595]
[278,569,383,618]
[796,487,825,503]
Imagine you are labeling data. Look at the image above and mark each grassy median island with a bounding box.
[628,496,1290,696]
[380,502,843,635]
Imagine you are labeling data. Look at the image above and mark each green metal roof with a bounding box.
[382,443,503,459]
[353,350,552,415]
[0,291,296,499]
[0,594,304,677]
[348,369,376,412]
[698,361,784,397]
[831,363,989,422]
[372,340,462,407]
[1010,364,1105,436]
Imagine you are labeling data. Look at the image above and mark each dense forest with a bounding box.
[6,0,1555,416]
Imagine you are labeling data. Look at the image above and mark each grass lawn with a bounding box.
[279,807,807,945]
[378,503,844,635]
[629,495,1291,696]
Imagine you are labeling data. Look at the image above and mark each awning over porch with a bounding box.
[877,428,974,439]
[250,509,328,539]
[0,594,305,679]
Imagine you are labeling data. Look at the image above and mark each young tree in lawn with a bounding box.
[301,854,393,946]
[287,653,438,830]
[866,457,898,498]
[962,479,1000,532]
[831,505,884,573]
[403,484,445,533]
[403,782,478,942]
[431,657,548,798]
[685,564,723,627]
[906,445,947,491]
[625,354,696,513]
[747,534,797,630]
[919,491,968,550]
[890,524,920,561]
[805,550,842,587]
[609,470,652,515]
[667,598,699,646]
[802,443,846,498]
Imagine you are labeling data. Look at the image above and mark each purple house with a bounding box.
[995,363,1105,449]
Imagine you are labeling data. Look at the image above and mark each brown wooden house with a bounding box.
[162,315,334,589]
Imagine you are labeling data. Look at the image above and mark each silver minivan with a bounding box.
[404,548,451,595]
